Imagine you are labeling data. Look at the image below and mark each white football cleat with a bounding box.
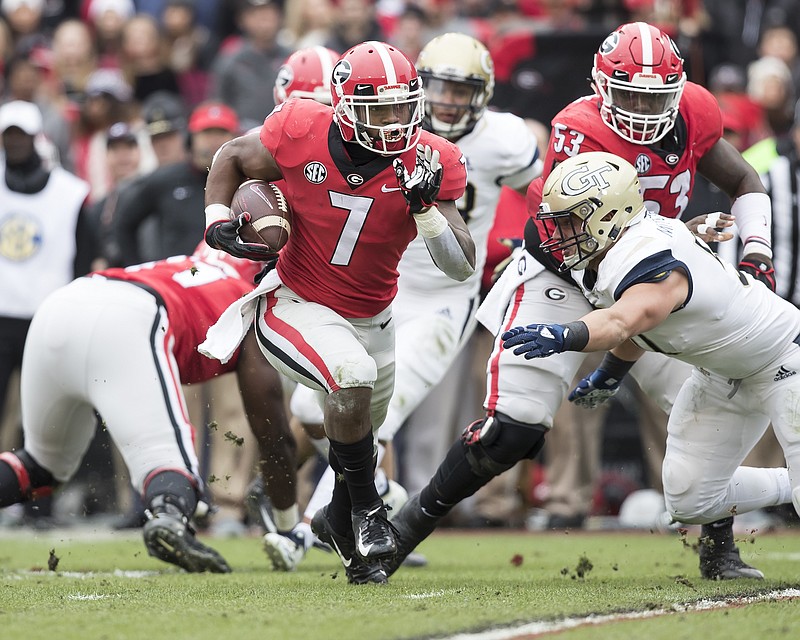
[263,530,307,571]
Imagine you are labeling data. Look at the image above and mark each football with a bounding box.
[231,179,292,251]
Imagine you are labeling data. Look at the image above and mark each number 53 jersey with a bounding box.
[259,99,467,319]
[542,82,722,220]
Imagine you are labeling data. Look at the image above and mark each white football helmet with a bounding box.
[538,152,645,271]
[416,32,495,140]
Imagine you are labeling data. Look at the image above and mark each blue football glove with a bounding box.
[568,369,623,409]
[501,323,568,359]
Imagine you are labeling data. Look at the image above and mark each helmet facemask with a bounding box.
[420,73,488,139]
[594,70,686,144]
[341,90,423,154]
[334,82,424,156]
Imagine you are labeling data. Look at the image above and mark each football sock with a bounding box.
[329,432,381,510]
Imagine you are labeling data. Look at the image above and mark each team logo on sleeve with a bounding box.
[304,162,327,184]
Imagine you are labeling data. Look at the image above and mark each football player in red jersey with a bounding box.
[0,244,296,574]
[201,40,473,584]
[384,23,771,581]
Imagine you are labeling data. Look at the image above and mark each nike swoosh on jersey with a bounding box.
[381,184,402,192]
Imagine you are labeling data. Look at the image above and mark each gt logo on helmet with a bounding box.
[561,165,613,196]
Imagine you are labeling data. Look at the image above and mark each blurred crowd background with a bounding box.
[1,0,799,536]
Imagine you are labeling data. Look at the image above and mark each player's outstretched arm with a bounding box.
[502,273,689,359]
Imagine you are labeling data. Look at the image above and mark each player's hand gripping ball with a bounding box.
[231,180,293,252]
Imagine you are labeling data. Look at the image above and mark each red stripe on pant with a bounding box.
[485,285,526,414]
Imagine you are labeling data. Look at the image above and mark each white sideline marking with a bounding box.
[404,590,446,600]
[65,594,114,601]
[11,570,158,579]
[759,552,800,561]
[442,589,800,640]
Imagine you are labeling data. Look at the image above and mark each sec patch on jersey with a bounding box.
[231,179,292,251]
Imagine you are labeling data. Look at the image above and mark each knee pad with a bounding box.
[0,450,57,499]
[461,412,547,478]
[332,354,378,389]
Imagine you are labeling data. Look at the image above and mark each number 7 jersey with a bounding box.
[259,99,467,318]
[542,82,722,220]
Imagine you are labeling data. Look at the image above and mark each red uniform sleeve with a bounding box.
[681,82,723,157]
[420,131,467,202]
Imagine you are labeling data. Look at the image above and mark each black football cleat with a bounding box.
[698,517,764,580]
[352,502,397,560]
[383,494,439,577]
[143,508,231,573]
[699,543,764,580]
[311,506,388,585]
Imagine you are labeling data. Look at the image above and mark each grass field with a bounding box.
[0,525,798,640]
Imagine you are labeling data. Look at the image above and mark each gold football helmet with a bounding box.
[538,152,645,271]
[416,32,495,140]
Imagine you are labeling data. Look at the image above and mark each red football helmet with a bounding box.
[331,40,424,156]
[591,22,686,145]
[274,46,340,105]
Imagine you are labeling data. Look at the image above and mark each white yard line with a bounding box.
[440,589,800,640]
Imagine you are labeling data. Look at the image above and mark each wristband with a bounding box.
[597,351,636,379]
[413,205,449,238]
[731,193,772,259]
[562,321,590,351]
[742,241,772,259]
[205,203,232,228]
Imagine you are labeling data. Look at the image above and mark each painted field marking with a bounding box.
[442,588,800,640]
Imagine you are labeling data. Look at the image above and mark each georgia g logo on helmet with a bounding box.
[331,60,352,86]
[599,31,620,55]
[560,164,614,196]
